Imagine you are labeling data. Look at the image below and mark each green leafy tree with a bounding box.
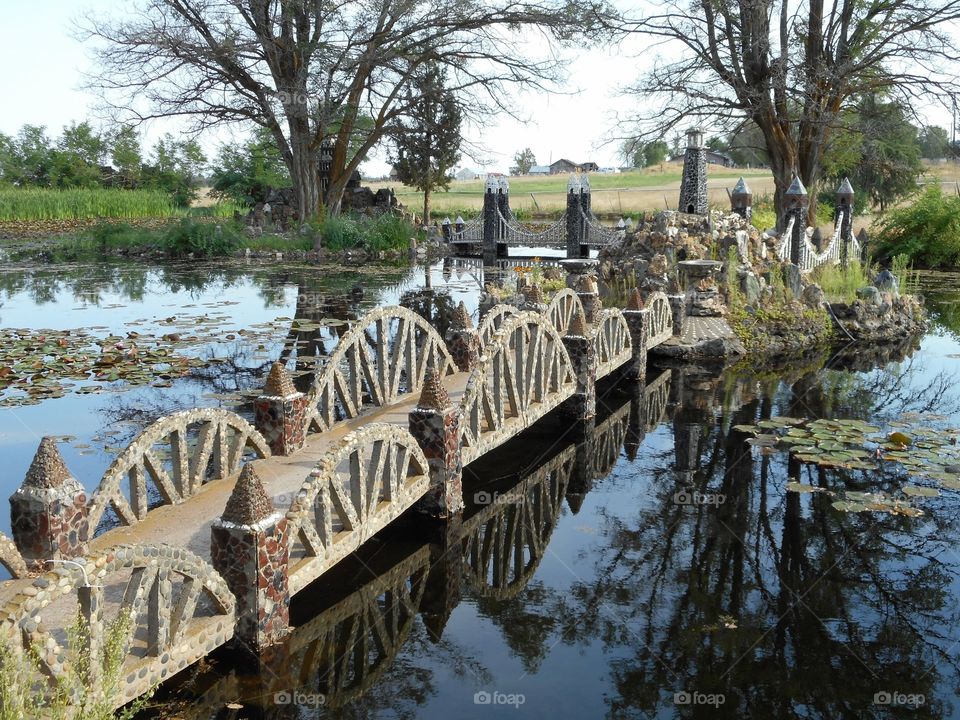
[390,66,463,223]
[875,185,960,267]
[513,148,537,174]
[824,95,922,212]
[0,125,55,186]
[141,134,207,207]
[109,126,143,188]
[642,140,669,166]
[919,125,951,159]
[51,121,107,188]
[211,126,290,206]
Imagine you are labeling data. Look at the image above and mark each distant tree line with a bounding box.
[0,122,206,207]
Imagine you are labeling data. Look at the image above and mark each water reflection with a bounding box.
[143,330,960,719]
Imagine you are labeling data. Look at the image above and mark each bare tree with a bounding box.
[81,0,606,223]
[618,0,960,224]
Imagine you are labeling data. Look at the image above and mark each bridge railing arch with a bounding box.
[88,409,271,534]
[458,311,577,465]
[303,306,456,434]
[644,291,673,348]
[285,424,431,594]
[477,304,519,348]
[545,288,585,337]
[0,543,235,709]
[592,308,633,378]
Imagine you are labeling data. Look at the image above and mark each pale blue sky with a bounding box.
[0,2,953,177]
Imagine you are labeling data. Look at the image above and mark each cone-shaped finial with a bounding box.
[580,276,598,294]
[732,177,751,196]
[221,464,276,525]
[451,301,473,330]
[23,437,72,489]
[417,367,450,411]
[568,309,588,337]
[263,361,296,397]
[836,177,854,195]
[627,288,644,311]
[785,175,808,196]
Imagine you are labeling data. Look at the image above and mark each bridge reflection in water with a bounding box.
[154,369,672,717]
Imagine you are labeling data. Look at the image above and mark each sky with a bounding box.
[0,1,955,178]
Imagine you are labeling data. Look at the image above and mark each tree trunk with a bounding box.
[285,122,320,227]
[423,187,431,226]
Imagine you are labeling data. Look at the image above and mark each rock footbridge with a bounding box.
[0,273,673,710]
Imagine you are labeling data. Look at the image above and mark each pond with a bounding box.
[2,259,960,718]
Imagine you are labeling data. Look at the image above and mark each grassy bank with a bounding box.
[5,214,418,261]
[0,187,243,222]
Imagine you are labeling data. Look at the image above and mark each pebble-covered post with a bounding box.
[622,289,648,380]
[254,362,307,456]
[482,175,499,265]
[446,302,482,372]
[578,274,602,325]
[785,175,809,267]
[678,128,708,215]
[561,310,597,422]
[9,437,88,569]
[566,174,585,259]
[409,368,463,517]
[210,464,290,652]
[836,178,855,267]
[730,177,752,222]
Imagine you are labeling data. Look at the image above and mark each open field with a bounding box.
[369,160,960,218]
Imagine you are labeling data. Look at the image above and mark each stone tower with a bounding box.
[678,128,708,215]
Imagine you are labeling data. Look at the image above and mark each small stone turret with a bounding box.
[445,301,482,372]
[210,464,289,651]
[730,177,752,221]
[9,437,88,568]
[409,367,463,517]
[254,361,307,456]
[679,128,708,215]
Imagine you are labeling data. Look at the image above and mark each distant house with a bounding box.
[529,165,551,175]
[578,162,600,172]
[705,151,735,167]
[455,168,477,181]
[549,159,579,174]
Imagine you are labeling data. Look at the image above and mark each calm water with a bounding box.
[3,260,960,718]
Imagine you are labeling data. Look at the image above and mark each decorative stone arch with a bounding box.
[546,288,586,336]
[303,306,456,434]
[644,291,673,348]
[285,424,431,593]
[458,311,577,465]
[87,409,271,534]
[592,308,633,379]
[0,543,235,709]
[477,304,519,348]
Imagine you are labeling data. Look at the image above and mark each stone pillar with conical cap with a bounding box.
[566,174,586,258]
[577,273,602,325]
[835,177,855,266]
[561,310,597,421]
[210,463,289,651]
[9,437,88,568]
[445,301,482,372]
[730,177,752,221]
[678,128,708,215]
[409,368,463,517]
[520,282,546,313]
[254,361,307,456]
[784,175,809,266]
[622,288,648,380]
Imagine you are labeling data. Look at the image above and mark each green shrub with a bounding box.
[163,218,242,257]
[316,213,416,254]
[810,261,872,303]
[873,185,960,268]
